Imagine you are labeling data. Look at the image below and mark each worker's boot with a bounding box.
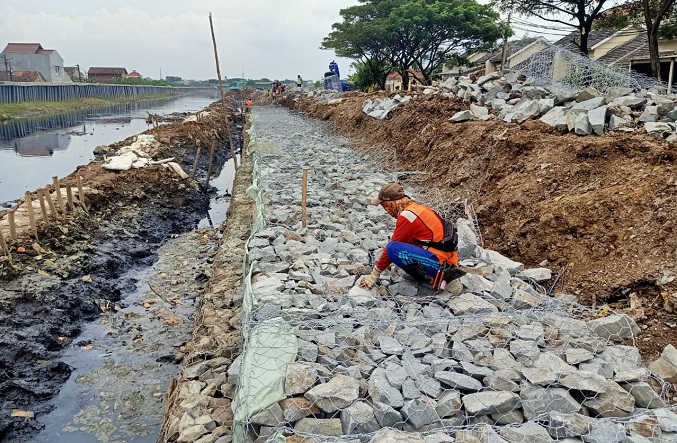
[443,266,466,284]
[400,263,433,283]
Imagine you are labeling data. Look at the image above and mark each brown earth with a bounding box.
[279,91,677,361]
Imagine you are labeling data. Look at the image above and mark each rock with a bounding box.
[639,106,659,122]
[424,432,455,443]
[576,87,602,102]
[459,273,494,294]
[373,400,403,428]
[571,97,606,111]
[587,314,640,340]
[600,345,642,372]
[434,371,483,391]
[559,371,610,394]
[285,362,318,395]
[377,335,404,355]
[653,408,677,432]
[294,418,342,436]
[462,391,520,415]
[435,390,462,418]
[369,428,425,443]
[588,105,607,135]
[500,422,553,443]
[448,294,498,315]
[279,397,321,422]
[644,122,674,134]
[177,424,209,442]
[470,103,490,119]
[649,344,677,383]
[401,397,439,428]
[547,411,592,438]
[622,381,666,408]
[626,415,662,442]
[305,374,360,412]
[456,218,480,258]
[492,409,525,425]
[533,352,575,376]
[520,386,580,420]
[582,381,635,418]
[609,114,631,130]
[574,113,592,136]
[522,367,557,386]
[582,418,627,443]
[250,402,284,426]
[520,268,552,283]
[341,401,380,434]
[512,289,544,309]
[450,110,474,122]
[539,106,569,131]
[481,249,524,272]
[565,348,594,364]
[513,100,542,123]
[611,95,647,109]
[369,368,405,408]
[605,87,633,100]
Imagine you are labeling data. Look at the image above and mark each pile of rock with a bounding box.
[230,107,676,443]
[362,94,413,120]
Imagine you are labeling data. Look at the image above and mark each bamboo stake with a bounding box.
[302,167,309,228]
[53,176,65,213]
[0,228,8,255]
[24,192,38,239]
[66,186,74,211]
[192,144,203,178]
[8,210,16,241]
[45,188,59,219]
[204,140,216,188]
[209,12,238,173]
[77,175,85,208]
[37,189,50,225]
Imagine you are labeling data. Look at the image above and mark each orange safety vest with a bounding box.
[405,202,458,266]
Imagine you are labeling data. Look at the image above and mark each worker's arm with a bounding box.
[374,211,417,271]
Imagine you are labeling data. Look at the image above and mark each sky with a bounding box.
[0,0,362,81]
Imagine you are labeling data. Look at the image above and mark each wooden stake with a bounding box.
[37,189,50,225]
[209,12,238,173]
[8,210,17,241]
[204,139,216,188]
[192,144,203,178]
[45,188,59,219]
[0,228,8,255]
[77,175,85,208]
[53,176,65,213]
[25,192,38,239]
[302,167,309,228]
[66,186,74,211]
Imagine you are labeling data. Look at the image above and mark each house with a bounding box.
[440,51,492,78]
[484,37,550,74]
[127,70,143,79]
[0,70,46,82]
[385,70,424,92]
[64,66,84,82]
[87,67,128,83]
[1,43,72,83]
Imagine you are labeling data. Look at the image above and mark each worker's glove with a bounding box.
[359,268,382,289]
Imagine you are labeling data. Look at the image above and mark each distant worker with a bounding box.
[296,75,303,91]
[359,182,464,291]
[246,99,253,112]
[278,83,284,94]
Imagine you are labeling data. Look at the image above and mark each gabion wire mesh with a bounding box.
[513,45,667,93]
[231,106,676,443]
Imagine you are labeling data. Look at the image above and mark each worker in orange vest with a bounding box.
[246,99,253,112]
[360,182,463,291]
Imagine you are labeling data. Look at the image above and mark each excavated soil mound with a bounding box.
[284,92,677,361]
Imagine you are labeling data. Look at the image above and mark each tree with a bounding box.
[493,0,616,55]
[323,0,507,90]
[350,59,393,90]
[165,75,182,83]
[596,1,677,79]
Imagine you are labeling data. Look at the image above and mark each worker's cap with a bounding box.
[370,182,406,205]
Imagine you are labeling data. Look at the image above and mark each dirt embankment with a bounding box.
[0,100,242,441]
[281,91,677,361]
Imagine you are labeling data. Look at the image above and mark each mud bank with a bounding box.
[0,99,243,442]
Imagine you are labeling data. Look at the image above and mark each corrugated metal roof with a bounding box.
[88,67,128,75]
[598,34,647,65]
[2,43,44,54]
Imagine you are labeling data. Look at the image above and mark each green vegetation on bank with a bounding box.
[0,94,177,121]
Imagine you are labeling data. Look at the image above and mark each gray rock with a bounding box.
[462,391,520,415]
[500,422,553,443]
[574,113,592,136]
[305,374,360,412]
[512,289,544,309]
[340,401,380,434]
[533,352,575,376]
[424,432,455,443]
[520,386,581,420]
[470,103,490,119]
[626,415,662,442]
[576,88,602,102]
[571,97,606,111]
[605,87,633,100]
[434,370,483,391]
[415,375,442,398]
[559,371,610,394]
[582,418,627,443]
[378,335,405,355]
[588,105,607,135]
[459,273,494,294]
[622,381,666,408]
[513,100,542,123]
[435,390,462,418]
[547,411,592,439]
[539,106,569,131]
[450,110,474,122]
[285,362,318,395]
[653,408,677,432]
[522,367,557,386]
[373,400,403,428]
[492,409,525,425]
[456,218,480,258]
[609,114,631,130]
[644,121,673,134]
[250,403,284,426]
[600,345,642,372]
[565,348,594,364]
[177,424,209,443]
[280,397,320,422]
[520,268,552,283]
[369,368,405,408]
[510,339,541,363]
[294,418,342,436]
[401,378,421,399]
[448,293,498,315]
[516,323,545,343]
[481,249,524,272]
[639,106,659,122]
[649,344,677,383]
[401,397,439,428]
[369,429,425,443]
[582,381,635,418]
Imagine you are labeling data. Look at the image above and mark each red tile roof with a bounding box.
[0,70,46,82]
[387,70,424,80]
[2,43,45,54]
[88,67,128,75]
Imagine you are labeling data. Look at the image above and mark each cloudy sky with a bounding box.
[0,0,361,81]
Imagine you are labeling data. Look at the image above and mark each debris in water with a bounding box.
[11,410,34,419]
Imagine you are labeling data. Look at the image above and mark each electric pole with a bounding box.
[2,54,12,81]
[76,63,82,81]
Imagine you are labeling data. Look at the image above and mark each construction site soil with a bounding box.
[0,100,243,442]
[279,91,677,363]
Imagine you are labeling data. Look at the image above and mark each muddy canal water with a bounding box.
[0,94,218,205]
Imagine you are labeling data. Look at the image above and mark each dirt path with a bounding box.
[279,91,677,362]
[0,100,242,442]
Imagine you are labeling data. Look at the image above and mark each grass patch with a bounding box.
[0,94,177,121]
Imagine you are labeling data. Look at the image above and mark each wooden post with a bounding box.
[301,167,309,228]
[77,175,85,208]
[45,189,59,219]
[37,189,50,224]
[192,144,203,178]
[8,210,17,241]
[24,192,38,239]
[669,57,675,94]
[0,228,8,255]
[204,140,216,188]
[53,176,65,213]
[66,186,74,211]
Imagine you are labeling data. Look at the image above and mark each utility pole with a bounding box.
[2,54,12,81]
[500,12,512,75]
[76,63,82,81]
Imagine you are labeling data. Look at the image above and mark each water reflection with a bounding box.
[12,133,69,157]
